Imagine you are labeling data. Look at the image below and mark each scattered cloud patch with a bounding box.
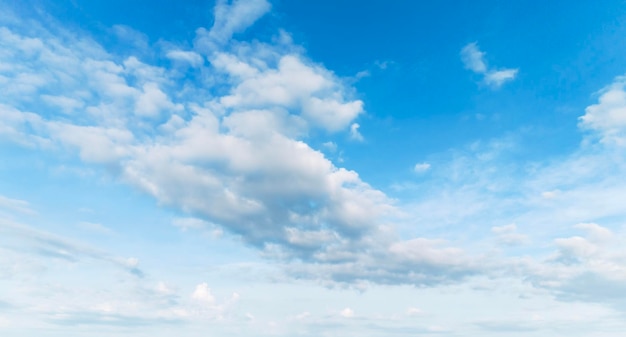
[349,123,364,141]
[491,224,529,246]
[339,307,354,318]
[461,42,487,73]
[0,195,35,214]
[413,162,431,173]
[461,42,518,88]
[579,76,626,145]
[192,283,216,304]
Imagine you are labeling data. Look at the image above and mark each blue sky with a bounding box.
[2,0,626,335]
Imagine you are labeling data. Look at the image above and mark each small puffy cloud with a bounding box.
[413,162,431,173]
[192,283,215,304]
[349,123,364,141]
[461,42,518,88]
[461,42,487,73]
[322,141,337,152]
[354,70,370,80]
[155,281,174,295]
[339,307,354,318]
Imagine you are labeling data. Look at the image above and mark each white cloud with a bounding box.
[413,162,431,173]
[484,69,518,88]
[322,141,337,152]
[0,8,401,282]
[579,76,626,145]
[192,283,216,304]
[41,95,85,114]
[574,223,613,243]
[0,195,35,214]
[217,54,364,132]
[461,42,487,73]
[491,224,529,246]
[196,0,271,50]
[135,83,182,117]
[339,307,354,318]
[165,50,204,67]
[0,218,143,276]
[172,217,209,231]
[349,123,364,141]
[461,42,518,88]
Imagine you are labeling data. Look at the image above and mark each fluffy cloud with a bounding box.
[461,42,518,88]
[460,42,487,73]
[192,283,216,304]
[0,0,482,289]
[579,76,626,145]
[413,162,431,173]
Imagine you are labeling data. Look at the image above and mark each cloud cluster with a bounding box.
[461,42,518,88]
[4,0,626,301]
[0,0,488,288]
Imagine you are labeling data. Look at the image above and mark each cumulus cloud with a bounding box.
[413,162,431,173]
[579,76,626,145]
[0,1,520,290]
[0,1,487,289]
[461,42,518,88]
[192,283,216,304]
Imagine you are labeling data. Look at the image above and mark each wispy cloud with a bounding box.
[0,195,35,215]
[461,42,518,88]
[0,218,142,276]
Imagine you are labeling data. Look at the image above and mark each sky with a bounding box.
[2,0,626,336]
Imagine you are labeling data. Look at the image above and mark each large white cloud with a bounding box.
[0,0,478,288]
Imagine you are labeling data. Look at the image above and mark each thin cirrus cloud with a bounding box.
[461,42,518,88]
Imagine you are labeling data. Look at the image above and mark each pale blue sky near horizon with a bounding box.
[2,1,626,336]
